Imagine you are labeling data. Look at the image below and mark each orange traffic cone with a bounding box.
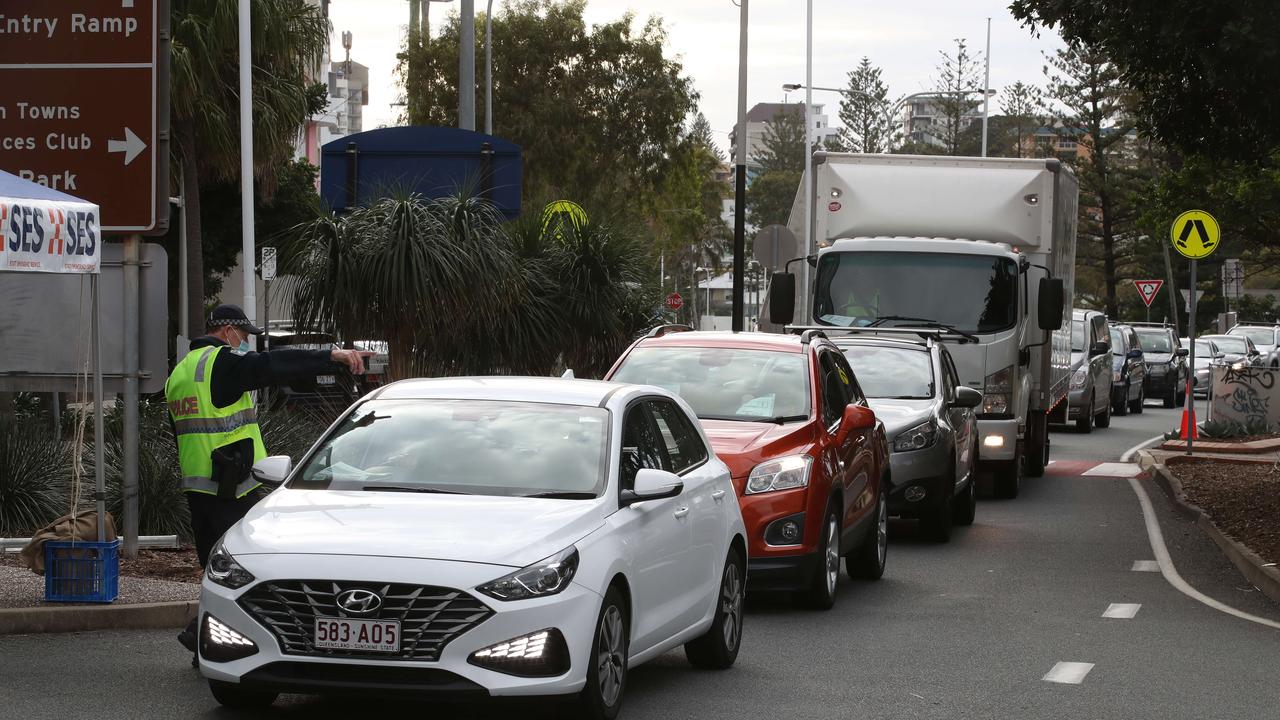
[1180,405,1198,440]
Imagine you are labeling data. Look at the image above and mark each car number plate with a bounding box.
[313,617,400,652]
[316,375,335,385]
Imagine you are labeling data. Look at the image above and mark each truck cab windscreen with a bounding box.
[813,251,1019,334]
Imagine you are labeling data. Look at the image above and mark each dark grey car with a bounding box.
[835,336,982,543]
[1109,324,1147,415]
[1062,309,1112,433]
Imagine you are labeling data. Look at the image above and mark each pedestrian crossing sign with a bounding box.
[1170,210,1220,259]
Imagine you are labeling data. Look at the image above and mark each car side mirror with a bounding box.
[1090,341,1109,357]
[251,455,292,486]
[952,386,983,409]
[1038,277,1065,331]
[769,271,796,326]
[1127,348,1143,360]
[1175,348,1189,357]
[621,468,684,507]
[835,404,876,445]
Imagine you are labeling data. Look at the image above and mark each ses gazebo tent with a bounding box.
[0,170,106,539]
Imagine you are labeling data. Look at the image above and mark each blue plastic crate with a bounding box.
[44,539,120,603]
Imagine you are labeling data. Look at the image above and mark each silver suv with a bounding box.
[1228,323,1280,368]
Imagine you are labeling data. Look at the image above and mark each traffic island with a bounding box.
[1138,450,1280,607]
[0,551,199,635]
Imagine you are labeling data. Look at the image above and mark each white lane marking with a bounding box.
[1120,434,1166,463]
[1084,462,1143,478]
[1132,560,1160,572]
[1043,662,1094,684]
[1103,603,1142,618]
[1127,477,1280,631]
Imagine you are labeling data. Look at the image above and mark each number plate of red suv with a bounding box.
[313,617,400,652]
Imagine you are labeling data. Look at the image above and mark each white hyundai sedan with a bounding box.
[198,377,747,719]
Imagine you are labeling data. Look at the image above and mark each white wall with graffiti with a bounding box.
[1211,365,1280,430]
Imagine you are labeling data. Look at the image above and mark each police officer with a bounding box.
[170,304,368,655]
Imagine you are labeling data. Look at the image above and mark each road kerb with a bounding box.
[0,600,197,636]
[1135,451,1280,609]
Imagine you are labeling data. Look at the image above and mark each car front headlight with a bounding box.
[745,454,812,494]
[893,421,937,452]
[207,542,255,590]
[982,365,1013,414]
[1070,367,1088,389]
[1232,360,1247,370]
[477,546,579,601]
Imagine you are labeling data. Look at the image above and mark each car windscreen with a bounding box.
[290,399,609,497]
[1134,330,1173,353]
[812,251,1018,333]
[1210,336,1248,354]
[1231,328,1275,347]
[840,345,934,399]
[611,346,810,422]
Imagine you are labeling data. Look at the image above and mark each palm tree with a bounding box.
[171,0,329,334]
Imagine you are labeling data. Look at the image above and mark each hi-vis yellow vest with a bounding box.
[165,346,265,497]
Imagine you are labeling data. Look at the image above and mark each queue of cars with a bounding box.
[196,325,987,717]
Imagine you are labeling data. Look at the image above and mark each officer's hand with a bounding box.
[331,348,375,375]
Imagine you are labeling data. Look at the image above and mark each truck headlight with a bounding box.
[477,547,579,601]
[893,421,937,452]
[982,365,1014,415]
[746,455,812,494]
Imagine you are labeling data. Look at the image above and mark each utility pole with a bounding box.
[459,0,476,130]
[981,18,991,157]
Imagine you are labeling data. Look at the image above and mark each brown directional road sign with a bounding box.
[0,0,170,233]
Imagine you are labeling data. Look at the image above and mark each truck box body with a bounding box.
[788,153,1077,475]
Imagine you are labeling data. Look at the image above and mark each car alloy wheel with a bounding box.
[875,494,888,566]
[803,510,841,609]
[824,516,840,596]
[685,550,745,669]
[721,562,743,652]
[598,605,626,707]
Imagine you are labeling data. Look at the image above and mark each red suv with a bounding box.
[607,328,890,609]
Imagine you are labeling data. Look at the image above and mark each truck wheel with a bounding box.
[1130,386,1145,414]
[1095,395,1112,428]
[1075,393,1094,433]
[1114,384,1130,416]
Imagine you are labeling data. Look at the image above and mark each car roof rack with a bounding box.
[799,329,828,345]
[1124,321,1172,329]
[1229,320,1280,327]
[644,324,694,339]
[786,325,938,346]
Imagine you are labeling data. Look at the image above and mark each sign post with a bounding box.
[1171,209,1221,456]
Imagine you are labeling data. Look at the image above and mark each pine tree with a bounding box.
[931,39,983,155]
[747,107,809,228]
[689,112,723,162]
[1044,42,1140,318]
[1000,81,1044,158]
[837,57,899,153]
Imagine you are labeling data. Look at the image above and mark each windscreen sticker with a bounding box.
[737,395,776,417]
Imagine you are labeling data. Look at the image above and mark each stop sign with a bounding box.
[665,292,684,310]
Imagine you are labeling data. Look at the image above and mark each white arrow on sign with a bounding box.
[108,127,147,166]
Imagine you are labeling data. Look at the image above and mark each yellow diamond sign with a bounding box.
[1170,210,1220,259]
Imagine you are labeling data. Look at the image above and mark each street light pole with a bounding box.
[238,0,255,322]
[484,0,494,135]
[459,0,476,130]
[981,18,992,157]
[801,0,813,325]
[731,0,748,332]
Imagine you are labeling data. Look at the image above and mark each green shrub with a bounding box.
[0,423,72,536]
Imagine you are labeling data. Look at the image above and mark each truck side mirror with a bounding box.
[1038,278,1065,331]
[769,272,797,326]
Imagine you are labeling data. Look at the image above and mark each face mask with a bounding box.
[231,330,251,354]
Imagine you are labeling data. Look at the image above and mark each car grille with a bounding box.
[239,580,493,661]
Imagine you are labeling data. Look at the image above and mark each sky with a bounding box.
[327,0,1067,155]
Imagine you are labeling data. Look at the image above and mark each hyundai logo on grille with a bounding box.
[336,589,383,615]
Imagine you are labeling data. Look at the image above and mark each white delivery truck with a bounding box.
[769,153,1076,498]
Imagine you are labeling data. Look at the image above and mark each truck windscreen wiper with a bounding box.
[868,316,978,343]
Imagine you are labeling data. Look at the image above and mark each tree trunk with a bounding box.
[388,323,416,382]
[179,125,205,339]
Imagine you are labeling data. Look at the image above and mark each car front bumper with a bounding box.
[1143,369,1179,394]
[198,553,601,698]
[1066,386,1091,419]
[747,552,821,590]
[887,441,952,516]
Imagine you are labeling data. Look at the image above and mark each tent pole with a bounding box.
[92,273,106,543]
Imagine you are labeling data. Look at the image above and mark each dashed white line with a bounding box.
[1103,603,1142,618]
[1127,477,1280,631]
[1131,560,1160,572]
[1043,662,1094,684]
